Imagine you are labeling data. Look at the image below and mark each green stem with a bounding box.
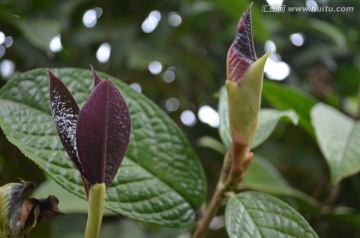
[84,183,106,238]
[193,148,249,238]
[324,184,339,205]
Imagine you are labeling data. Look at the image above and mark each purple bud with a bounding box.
[226,5,256,84]
[76,79,131,187]
[49,71,82,172]
[49,68,131,191]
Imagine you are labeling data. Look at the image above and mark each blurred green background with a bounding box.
[0,0,359,237]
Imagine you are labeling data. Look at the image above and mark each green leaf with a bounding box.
[197,136,227,155]
[242,155,298,196]
[303,18,346,49]
[218,87,299,149]
[243,156,320,206]
[263,81,317,137]
[18,19,62,52]
[0,68,206,228]
[225,192,319,238]
[252,109,298,148]
[311,103,360,184]
[326,207,360,230]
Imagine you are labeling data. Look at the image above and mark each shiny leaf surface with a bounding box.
[225,192,318,238]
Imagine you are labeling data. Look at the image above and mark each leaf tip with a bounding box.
[91,66,102,87]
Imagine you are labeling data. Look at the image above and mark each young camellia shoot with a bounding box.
[193,5,269,238]
[49,68,131,238]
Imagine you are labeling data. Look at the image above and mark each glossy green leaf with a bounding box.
[0,68,206,228]
[218,87,299,149]
[311,103,360,184]
[263,80,317,137]
[225,192,319,238]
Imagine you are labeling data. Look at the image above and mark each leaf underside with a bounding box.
[49,72,82,174]
[311,103,360,184]
[0,68,206,228]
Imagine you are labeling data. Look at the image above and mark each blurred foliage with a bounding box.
[0,0,359,237]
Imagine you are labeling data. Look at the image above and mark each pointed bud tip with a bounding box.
[91,67,102,87]
[237,4,252,32]
[227,4,257,83]
[234,5,256,62]
[47,69,56,79]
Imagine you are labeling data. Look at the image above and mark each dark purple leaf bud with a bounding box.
[226,5,257,84]
[76,79,131,187]
[49,71,82,173]
[49,68,131,191]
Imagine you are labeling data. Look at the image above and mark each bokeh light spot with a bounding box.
[141,10,161,33]
[0,32,5,45]
[148,61,162,75]
[96,42,111,63]
[180,110,197,127]
[168,12,182,27]
[0,59,15,78]
[130,83,142,93]
[4,36,13,48]
[198,105,219,128]
[83,9,98,28]
[264,40,276,53]
[49,34,62,53]
[162,68,176,83]
[0,46,6,58]
[165,97,180,112]
[289,33,305,47]
[265,55,291,81]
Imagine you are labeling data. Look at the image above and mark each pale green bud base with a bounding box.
[84,183,106,238]
[226,52,269,142]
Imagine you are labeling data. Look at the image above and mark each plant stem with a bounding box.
[193,153,231,238]
[193,147,250,238]
[84,183,106,238]
[324,184,339,205]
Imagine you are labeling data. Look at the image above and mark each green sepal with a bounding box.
[226,52,269,146]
